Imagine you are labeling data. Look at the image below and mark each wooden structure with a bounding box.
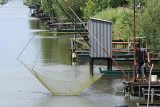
[70,38,89,65]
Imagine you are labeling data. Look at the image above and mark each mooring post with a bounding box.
[90,58,94,75]
[107,58,112,70]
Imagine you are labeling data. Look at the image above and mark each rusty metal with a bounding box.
[133,0,136,82]
[103,48,129,79]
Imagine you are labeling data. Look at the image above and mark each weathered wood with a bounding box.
[147,64,154,107]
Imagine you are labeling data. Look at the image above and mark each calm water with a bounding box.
[0,0,159,107]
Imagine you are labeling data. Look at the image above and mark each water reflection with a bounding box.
[39,35,71,65]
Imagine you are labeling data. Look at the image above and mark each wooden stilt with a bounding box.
[90,58,94,76]
[107,58,112,71]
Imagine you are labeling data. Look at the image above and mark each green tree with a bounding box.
[41,0,87,19]
[120,10,133,41]
[140,0,160,54]
[84,0,128,17]
[24,0,41,5]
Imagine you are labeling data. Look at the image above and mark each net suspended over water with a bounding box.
[21,62,102,95]
[18,36,103,95]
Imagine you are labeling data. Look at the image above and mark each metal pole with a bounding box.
[133,0,136,82]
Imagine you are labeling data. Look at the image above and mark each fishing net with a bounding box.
[19,36,103,95]
[21,62,102,95]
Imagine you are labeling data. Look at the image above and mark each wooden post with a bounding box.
[124,87,126,96]
[128,73,131,98]
[151,88,154,103]
[133,65,136,82]
[128,73,130,82]
[71,39,73,65]
[90,58,94,75]
[139,85,141,98]
[107,58,112,71]
[147,64,154,107]
[142,66,144,82]
[128,38,130,50]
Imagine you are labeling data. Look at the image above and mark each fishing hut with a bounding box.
[89,18,112,75]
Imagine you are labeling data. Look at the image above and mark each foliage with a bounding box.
[93,7,124,39]
[41,0,55,17]
[24,0,41,5]
[119,10,134,41]
[93,7,122,23]
[93,7,134,40]
[24,0,87,19]
[126,0,148,9]
[140,0,160,53]
[83,0,128,17]
[41,0,87,19]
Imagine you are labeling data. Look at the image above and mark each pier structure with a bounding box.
[70,37,89,65]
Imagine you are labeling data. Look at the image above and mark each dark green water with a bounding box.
[0,0,160,107]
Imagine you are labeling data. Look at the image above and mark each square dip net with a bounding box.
[18,36,103,95]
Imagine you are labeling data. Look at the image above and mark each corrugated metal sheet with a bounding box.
[89,18,112,58]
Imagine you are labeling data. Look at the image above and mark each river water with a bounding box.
[0,0,159,107]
